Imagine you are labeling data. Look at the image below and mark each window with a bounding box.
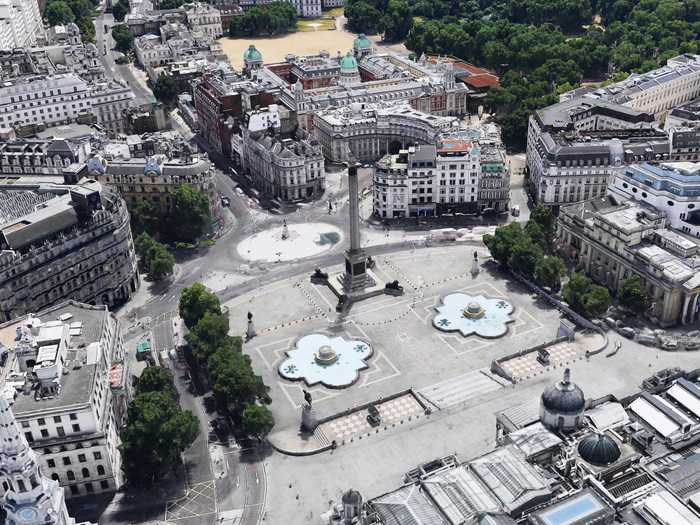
[72,424,80,432]
[93,451,102,460]
[53,416,61,423]
[668,200,674,206]
[63,457,71,466]
[70,485,79,495]
[78,454,86,463]
[47,458,55,468]
[97,465,105,476]
[56,427,65,437]
[41,429,49,438]
[69,413,77,421]
[100,480,109,490]
[24,432,33,443]
[82,468,90,478]
[86,482,94,493]
[21,421,29,428]
[51,473,60,482]
[67,470,75,481]
[38,418,45,425]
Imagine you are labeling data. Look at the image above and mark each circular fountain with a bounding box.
[433,293,515,338]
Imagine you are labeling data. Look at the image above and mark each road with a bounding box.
[93,8,155,105]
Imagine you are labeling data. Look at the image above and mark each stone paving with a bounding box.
[224,245,562,432]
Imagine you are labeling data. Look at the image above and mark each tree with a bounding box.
[148,245,175,281]
[134,232,174,281]
[381,0,413,41]
[483,222,525,266]
[153,73,179,106]
[242,404,275,440]
[130,198,161,236]
[112,0,128,21]
[345,0,383,34]
[209,344,270,416]
[185,311,230,363]
[583,285,611,318]
[508,237,542,279]
[45,1,76,25]
[562,271,593,315]
[534,256,566,292]
[179,282,221,329]
[530,204,557,246]
[120,391,198,485]
[112,24,134,53]
[228,1,296,36]
[619,274,647,313]
[137,366,178,400]
[524,220,547,251]
[166,185,210,243]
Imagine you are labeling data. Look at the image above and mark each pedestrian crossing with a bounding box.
[418,369,502,409]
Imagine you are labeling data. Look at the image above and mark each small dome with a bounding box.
[578,432,621,466]
[340,51,358,72]
[144,156,163,176]
[243,44,262,63]
[86,155,106,175]
[541,368,585,414]
[353,34,372,50]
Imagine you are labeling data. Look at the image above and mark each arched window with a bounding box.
[51,473,60,482]
[82,468,90,478]
[97,465,105,476]
[67,471,75,481]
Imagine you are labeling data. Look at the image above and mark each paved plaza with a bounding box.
[225,245,563,431]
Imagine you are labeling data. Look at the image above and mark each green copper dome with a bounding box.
[340,51,358,71]
[243,44,262,62]
[353,34,372,50]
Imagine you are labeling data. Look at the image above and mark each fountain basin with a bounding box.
[433,293,514,338]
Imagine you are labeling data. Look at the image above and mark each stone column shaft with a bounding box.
[348,164,361,252]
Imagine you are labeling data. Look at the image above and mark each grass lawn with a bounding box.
[323,7,344,17]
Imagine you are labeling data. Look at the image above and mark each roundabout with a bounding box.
[237,222,343,262]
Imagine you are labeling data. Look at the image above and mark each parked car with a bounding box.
[511,205,520,217]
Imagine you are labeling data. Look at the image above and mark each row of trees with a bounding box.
[345,0,413,41]
[130,185,211,245]
[228,1,297,37]
[179,283,275,440]
[112,23,135,53]
[364,0,700,150]
[135,232,176,281]
[121,367,199,486]
[44,0,97,42]
[484,205,649,319]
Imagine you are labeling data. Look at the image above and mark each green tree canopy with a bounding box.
[345,0,383,34]
[185,311,230,363]
[166,185,210,243]
[583,285,611,318]
[534,256,566,292]
[229,1,297,36]
[619,274,647,313]
[129,198,161,236]
[112,0,128,21]
[153,73,179,106]
[529,204,557,247]
[45,1,76,25]
[381,0,414,41]
[562,271,593,315]
[120,391,198,485]
[508,236,543,279]
[483,222,525,266]
[137,366,178,399]
[134,232,174,281]
[242,404,275,440]
[179,282,221,329]
[112,24,134,53]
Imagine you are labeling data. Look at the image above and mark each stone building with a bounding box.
[527,54,700,207]
[90,132,216,213]
[313,102,458,163]
[0,0,43,50]
[557,197,700,326]
[0,300,132,500]
[0,138,91,177]
[232,106,324,202]
[0,180,139,323]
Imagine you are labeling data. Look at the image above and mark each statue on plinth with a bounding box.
[300,390,317,432]
[471,250,480,276]
[246,311,257,341]
[282,219,289,240]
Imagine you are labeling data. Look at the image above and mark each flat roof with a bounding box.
[531,490,612,525]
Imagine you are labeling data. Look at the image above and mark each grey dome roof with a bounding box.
[541,368,585,414]
[578,432,621,466]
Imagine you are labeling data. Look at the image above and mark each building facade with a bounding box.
[527,55,700,207]
[232,107,325,202]
[0,180,139,323]
[0,0,43,50]
[558,198,700,326]
[1,300,131,500]
[313,102,458,164]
